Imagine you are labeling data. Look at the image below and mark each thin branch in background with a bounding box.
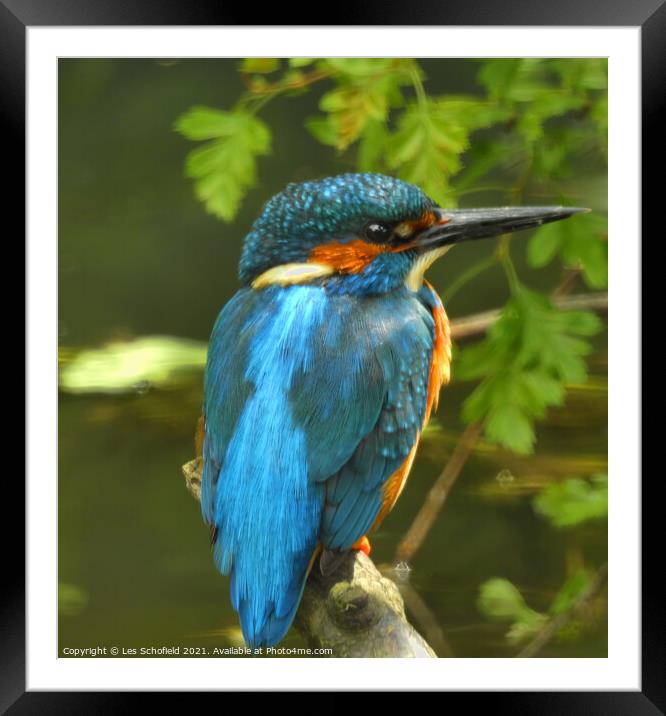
[396,422,484,564]
[516,563,608,658]
[551,266,583,298]
[450,291,608,340]
[241,68,333,96]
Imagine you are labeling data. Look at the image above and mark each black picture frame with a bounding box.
[6,0,652,708]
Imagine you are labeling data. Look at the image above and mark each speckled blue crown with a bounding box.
[239,173,434,282]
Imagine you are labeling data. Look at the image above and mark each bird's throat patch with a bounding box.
[405,246,451,291]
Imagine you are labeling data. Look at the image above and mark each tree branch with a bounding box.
[450,291,608,340]
[396,422,484,564]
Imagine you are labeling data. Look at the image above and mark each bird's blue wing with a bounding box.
[201,284,435,647]
[290,288,436,550]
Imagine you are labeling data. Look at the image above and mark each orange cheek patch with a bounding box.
[308,211,450,274]
[396,209,449,240]
[410,210,438,232]
[309,239,385,274]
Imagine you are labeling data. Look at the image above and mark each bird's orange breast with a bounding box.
[424,280,452,422]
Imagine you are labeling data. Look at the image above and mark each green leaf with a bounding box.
[516,90,585,143]
[288,58,315,68]
[477,59,549,104]
[59,583,89,617]
[308,62,411,150]
[551,58,607,92]
[357,119,389,172]
[279,70,310,96]
[175,107,271,221]
[505,615,549,644]
[477,578,548,644]
[322,58,398,77]
[527,213,608,288]
[453,137,515,193]
[534,474,608,528]
[478,578,529,620]
[532,127,593,181]
[458,287,601,454]
[591,95,608,155]
[550,569,592,615]
[485,403,535,454]
[174,106,247,141]
[304,116,339,146]
[475,58,608,184]
[240,58,280,74]
[387,98,509,206]
[527,222,562,267]
[559,309,603,336]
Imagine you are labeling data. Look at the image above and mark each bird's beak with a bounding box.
[415,206,589,251]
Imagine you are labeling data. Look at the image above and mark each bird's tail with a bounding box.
[227,545,318,649]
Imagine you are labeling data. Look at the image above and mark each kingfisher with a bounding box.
[196,173,582,648]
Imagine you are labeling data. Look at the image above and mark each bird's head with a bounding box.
[239,173,585,295]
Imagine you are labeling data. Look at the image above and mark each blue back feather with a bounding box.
[202,283,436,647]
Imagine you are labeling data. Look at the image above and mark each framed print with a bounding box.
[7,0,654,708]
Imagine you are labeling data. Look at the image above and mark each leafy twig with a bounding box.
[241,67,333,96]
[516,562,607,658]
[450,291,608,340]
[396,289,607,565]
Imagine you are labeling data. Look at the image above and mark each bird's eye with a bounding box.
[364,222,393,243]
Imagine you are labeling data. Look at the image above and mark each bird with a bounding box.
[195,172,584,649]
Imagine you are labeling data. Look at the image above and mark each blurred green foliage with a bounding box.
[174,57,607,459]
[59,583,89,617]
[477,577,547,644]
[528,212,608,289]
[478,567,597,646]
[59,336,207,394]
[534,474,608,528]
[457,286,602,454]
[478,471,607,649]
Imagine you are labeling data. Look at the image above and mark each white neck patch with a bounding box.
[252,262,334,289]
[404,246,452,291]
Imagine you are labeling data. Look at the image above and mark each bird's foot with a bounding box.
[351,535,371,557]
